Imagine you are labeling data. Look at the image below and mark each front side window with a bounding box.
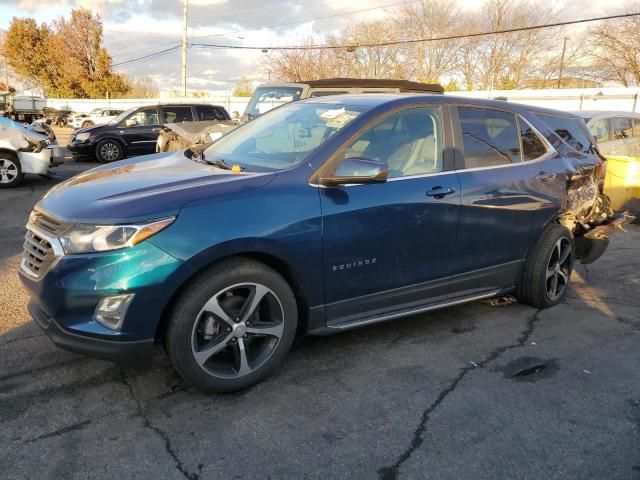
[590,119,610,143]
[204,101,367,172]
[458,107,521,167]
[342,107,443,178]
[537,113,594,154]
[244,86,304,118]
[612,117,633,139]
[129,108,159,126]
[633,119,640,138]
[162,106,193,123]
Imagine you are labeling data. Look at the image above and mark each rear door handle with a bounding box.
[426,186,456,199]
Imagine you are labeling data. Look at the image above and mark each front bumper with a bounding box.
[28,300,154,368]
[67,141,95,159]
[19,237,188,369]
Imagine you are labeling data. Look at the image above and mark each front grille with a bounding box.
[21,230,56,279]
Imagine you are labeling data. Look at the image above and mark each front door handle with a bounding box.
[426,186,456,199]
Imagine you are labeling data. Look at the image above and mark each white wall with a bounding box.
[42,87,640,115]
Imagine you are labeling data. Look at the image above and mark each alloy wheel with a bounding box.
[191,283,285,379]
[546,237,572,301]
[100,143,120,162]
[0,159,18,184]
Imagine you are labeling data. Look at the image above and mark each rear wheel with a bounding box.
[0,154,23,188]
[95,139,123,163]
[166,258,298,392]
[516,224,574,308]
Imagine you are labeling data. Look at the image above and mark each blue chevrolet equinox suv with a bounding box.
[19,94,623,391]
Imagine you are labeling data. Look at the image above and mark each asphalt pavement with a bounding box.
[1,147,639,480]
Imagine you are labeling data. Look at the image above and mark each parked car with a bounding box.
[0,117,64,187]
[20,94,631,391]
[68,104,231,163]
[572,111,640,157]
[42,107,73,127]
[69,108,124,130]
[243,78,444,120]
[156,79,444,153]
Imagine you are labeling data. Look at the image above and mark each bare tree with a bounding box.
[588,14,640,86]
[263,36,345,82]
[123,75,159,98]
[394,0,460,83]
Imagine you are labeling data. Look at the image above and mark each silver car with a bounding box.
[573,111,640,157]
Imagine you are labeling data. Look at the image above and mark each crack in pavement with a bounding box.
[120,368,202,480]
[377,309,543,480]
[23,420,92,444]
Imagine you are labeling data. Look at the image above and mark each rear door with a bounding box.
[450,106,565,296]
[119,107,161,155]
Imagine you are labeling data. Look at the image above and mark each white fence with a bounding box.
[40,87,640,114]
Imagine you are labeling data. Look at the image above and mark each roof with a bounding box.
[299,93,577,117]
[268,78,444,94]
[571,110,640,119]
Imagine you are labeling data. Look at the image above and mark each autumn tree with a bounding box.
[3,9,129,98]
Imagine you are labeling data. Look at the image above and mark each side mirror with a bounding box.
[125,118,138,127]
[319,158,389,186]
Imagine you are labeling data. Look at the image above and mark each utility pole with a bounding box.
[557,37,568,89]
[182,0,189,98]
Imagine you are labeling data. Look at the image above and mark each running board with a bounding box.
[321,289,504,333]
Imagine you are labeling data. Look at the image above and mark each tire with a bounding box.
[95,139,124,163]
[81,120,94,128]
[0,153,23,188]
[166,257,298,392]
[516,224,574,309]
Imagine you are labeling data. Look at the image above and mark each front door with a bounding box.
[119,107,161,155]
[319,106,460,326]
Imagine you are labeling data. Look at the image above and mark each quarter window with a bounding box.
[589,119,610,143]
[519,117,548,161]
[343,107,443,178]
[458,107,521,167]
[537,113,595,154]
[612,117,633,139]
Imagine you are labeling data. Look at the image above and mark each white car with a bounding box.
[0,117,63,188]
[69,108,124,129]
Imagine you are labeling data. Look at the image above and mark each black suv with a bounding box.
[68,104,230,162]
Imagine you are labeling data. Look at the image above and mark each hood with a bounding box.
[38,150,276,224]
[74,123,109,134]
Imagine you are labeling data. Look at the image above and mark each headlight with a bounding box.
[59,217,175,254]
[75,132,90,142]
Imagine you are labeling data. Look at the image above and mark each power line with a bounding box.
[110,11,640,68]
[112,45,181,67]
[193,11,640,50]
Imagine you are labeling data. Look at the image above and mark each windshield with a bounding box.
[204,101,368,172]
[108,107,136,125]
[244,86,304,118]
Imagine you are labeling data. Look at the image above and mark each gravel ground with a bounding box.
[1,149,639,480]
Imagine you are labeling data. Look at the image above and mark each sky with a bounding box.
[0,0,613,94]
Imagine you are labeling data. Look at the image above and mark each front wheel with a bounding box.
[0,154,23,188]
[95,139,124,163]
[516,224,574,308]
[81,120,94,128]
[166,258,298,392]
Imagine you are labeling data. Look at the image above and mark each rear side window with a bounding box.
[633,119,640,138]
[612,117,633,139]
[162,106,194,123]
[196,105,226,121]
[458,107,521,167]
[537,113,595,154]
